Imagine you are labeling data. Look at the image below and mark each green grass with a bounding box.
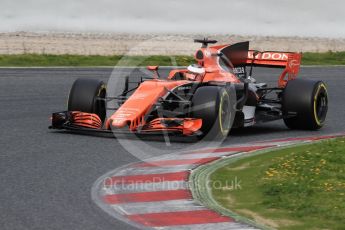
[0,52,344,66]
[302,51,345,65]
[0,54,194,67]
[210,138,345,230]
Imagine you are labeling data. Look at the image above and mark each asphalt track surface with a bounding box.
[1,66,345,230]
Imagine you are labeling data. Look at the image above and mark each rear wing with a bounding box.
[247,51,302,87]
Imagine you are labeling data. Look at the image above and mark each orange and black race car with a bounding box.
[50,38,328,140]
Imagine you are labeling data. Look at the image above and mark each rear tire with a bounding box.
[68,78,106,121]
[282,79,328,130]
[192,86,233,140]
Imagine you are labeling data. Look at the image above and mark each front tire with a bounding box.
[68,78,106,121]
[192,86,233,139]
[282,79,328,130]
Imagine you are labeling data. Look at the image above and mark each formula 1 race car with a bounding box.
[50,38,328,140]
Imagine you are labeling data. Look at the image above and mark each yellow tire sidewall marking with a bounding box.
[313,83,327,126]
[219,90,230,136]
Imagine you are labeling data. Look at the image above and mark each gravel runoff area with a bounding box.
[1,32,345,55]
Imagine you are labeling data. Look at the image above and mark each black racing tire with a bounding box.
[192,86,233,140]
[68,78,107,121]
[282,79,328,130]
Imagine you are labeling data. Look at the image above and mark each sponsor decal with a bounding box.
[177,86,192,91]
[112,108,140,119]
[248,51,289,61]
[233,67,245,74]
[233,66,246,78]
[289,59,299,68]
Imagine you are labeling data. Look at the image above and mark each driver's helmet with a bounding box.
[187,64,205,75]
[186,64,205,80]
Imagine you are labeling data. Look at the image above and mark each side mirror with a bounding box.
[147,66,159,71]
[147,66,160,78]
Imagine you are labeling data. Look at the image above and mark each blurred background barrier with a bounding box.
[1,0,344,55]
[1,32,345,55]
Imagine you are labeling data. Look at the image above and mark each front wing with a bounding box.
[49,111,203,137]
